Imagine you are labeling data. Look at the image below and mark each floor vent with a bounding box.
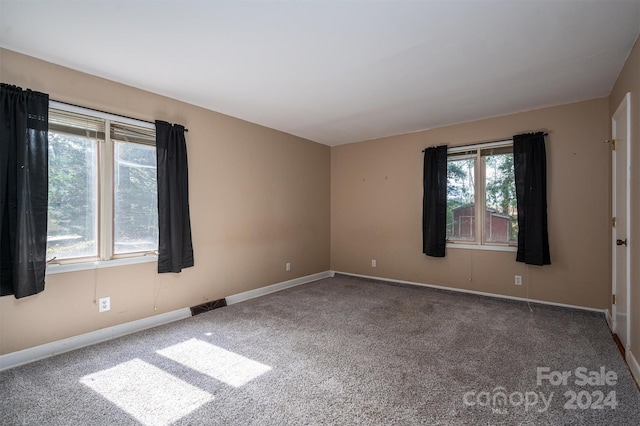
[190,299,227,316]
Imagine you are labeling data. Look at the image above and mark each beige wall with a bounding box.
[1,42,630,357]
[609,37,640,360]
[0,48,331,355]
[331,98,610,309]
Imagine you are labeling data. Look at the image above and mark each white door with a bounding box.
[612,93,631,351]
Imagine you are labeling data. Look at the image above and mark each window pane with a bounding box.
[484,152,517,244]
[447,157,475,241]
[47,132,98,259]
[114,141,158,254]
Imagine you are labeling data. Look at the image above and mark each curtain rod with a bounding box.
[51,99,189,132]
[421,132,548,152]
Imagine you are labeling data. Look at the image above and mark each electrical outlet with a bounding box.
[515,275,522,286]
[286,262,291,272]
[99,297,111,312]
[371,259,377,267]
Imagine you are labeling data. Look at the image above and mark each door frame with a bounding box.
[611,92,631,353]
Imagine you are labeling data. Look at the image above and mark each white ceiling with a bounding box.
[1,1,639,146]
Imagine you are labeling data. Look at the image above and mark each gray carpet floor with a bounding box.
[1,274,639,425]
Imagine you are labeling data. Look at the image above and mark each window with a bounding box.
[47,104,157,263]
[112,124,158,255]
[446,141,517,247]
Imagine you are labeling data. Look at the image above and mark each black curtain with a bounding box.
[423,145,447,257]
[0,84,49,298]
[155,120,194,273]
[513,132,551,265]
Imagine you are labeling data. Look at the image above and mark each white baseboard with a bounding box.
[0,270,333,372]
[333,271,605,313]
[3,269,603,373]
[0,308,191,372]
[226,270,333,305]
[627,350,640,388]
[605,309,613,330]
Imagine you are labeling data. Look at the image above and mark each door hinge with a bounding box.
[612,294,616,305]
[605,139,617,150]
[612,217,617,228]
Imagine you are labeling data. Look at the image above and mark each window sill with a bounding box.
[46,255,157,275]
[446,243,517,253]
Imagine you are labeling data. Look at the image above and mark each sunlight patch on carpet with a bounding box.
[157,338,272,387]
[80,358,213,426]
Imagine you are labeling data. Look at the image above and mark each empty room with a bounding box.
[1,0,640,424]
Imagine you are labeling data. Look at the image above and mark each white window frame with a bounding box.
[46,101,158,274]
[446,139,518,252]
